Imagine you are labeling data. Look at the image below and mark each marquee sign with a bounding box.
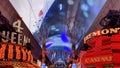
[84,27,120,43]
[0,13,40,68]
[0,61,37,67]
[0,42,33,62]
[1,19,30,46]
[0,18,34,61]
[80,10,120,67]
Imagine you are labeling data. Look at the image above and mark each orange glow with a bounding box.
[21,47,27,61]
[8,44,13,59]
[27,50,31,62]
[16,46,21,60]
[30,54,33,63]
[0,43,34,66]
[0,44,6,59]
[0,61,40,68]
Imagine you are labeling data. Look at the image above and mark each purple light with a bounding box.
[93,6,99,14]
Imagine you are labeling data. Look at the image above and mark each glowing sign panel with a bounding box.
[84,55,112,64]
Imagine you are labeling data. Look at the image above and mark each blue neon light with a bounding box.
[63,46,71,52]
[46,42,54,48]
[61,31,69,42]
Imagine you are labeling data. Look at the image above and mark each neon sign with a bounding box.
[0,43,33,62]
[84,56,112,64]
[1,19,30,46]
[84,27,120,43]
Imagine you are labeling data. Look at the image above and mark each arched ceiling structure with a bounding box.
[10,0,106,65]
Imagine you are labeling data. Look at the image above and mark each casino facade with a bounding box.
[76,0,120,67]
[1,0,120,68]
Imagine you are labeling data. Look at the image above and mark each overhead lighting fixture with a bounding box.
[67,0,74,5]
[51,25,56,30]
[55,29,59,31]
[87,0,94,6]
[83,11,89,18]
[59,4,63,11]
[80,3,89,11]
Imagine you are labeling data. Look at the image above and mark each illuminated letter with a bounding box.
[90,58,95,63]
[23,36,30,46]
[84,34,91,43]
[85,58,89,63]
[13,20,23,33]
[117,27,120,30]
[8,44,13,59]
[11,32,17,44]
[91,30,101,37]
[21,47,27,61]
[103,56,112,61]
[16,46,21,60]
[101,29,109,35]
[110,28,118,34]
[26,50,31,62]
[93,57,98,62]
[2,31,9,42]
[0,44,6,59]
[107,56,112,61]
[96,57,100,62]
[18,34,23,45]
[101,57,107,62]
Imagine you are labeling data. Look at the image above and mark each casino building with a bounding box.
[77,0,120,68]
[1,0,120,68]
[0,0,42,68]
